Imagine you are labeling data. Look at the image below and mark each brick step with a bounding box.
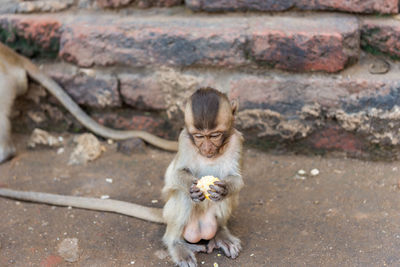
[30,53,400,159]
[0,0,182,14]
[1,0,398,14]
[0,12,359,73]
[186,0,399,14]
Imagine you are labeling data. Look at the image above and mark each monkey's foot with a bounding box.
[0,143,15,163]
[207,229,241,259]
[170,242,198,267]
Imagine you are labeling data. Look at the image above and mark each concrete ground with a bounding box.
[1,134,400,267]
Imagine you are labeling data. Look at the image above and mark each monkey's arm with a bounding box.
[162,168,196,200]
[223,175,244,196]
[0,188,164,223]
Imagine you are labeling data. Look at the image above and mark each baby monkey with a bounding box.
[0,88,244,267]
[163,87,244,266]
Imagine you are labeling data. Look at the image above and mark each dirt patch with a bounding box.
[1,134,400,266]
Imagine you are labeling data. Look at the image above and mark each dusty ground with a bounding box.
[1,134,400,267]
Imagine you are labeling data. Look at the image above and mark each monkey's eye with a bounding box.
[210,133,222,139]
[194,134,205,139]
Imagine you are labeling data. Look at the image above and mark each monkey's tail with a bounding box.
[19,56,178,151]
[0,188,165,224]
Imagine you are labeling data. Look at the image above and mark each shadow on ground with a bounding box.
[1,134,400,266]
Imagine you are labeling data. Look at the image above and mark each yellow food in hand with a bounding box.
[197,175,220,200]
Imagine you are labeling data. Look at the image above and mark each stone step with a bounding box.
[0,0,182,14]
[186,0,399,14]
[1,0,398,14]
[0,12,359,73]
[34,53,400,159]
[361,16,400,59]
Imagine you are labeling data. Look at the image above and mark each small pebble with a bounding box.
[298,169,306,175]
[151,199,158,204]
[57,147,65,155]
[100,195,110,200]
[310,169,320,176]
[250,253,254,256]
[106,178,113,183]
[130,261,135,265]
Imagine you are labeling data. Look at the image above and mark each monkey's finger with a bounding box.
[214,181,227,188]
[190,187,200,193]
[209,185,225,194]
[191,192,204,199]
[208,191,222,201]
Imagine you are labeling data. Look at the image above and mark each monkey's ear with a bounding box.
[230,99,238,116]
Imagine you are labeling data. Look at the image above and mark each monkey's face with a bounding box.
[191,131,224,158]
[184,87,237,158]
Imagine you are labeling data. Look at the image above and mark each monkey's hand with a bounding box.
[208,180,228,201]
[190,181,205,202]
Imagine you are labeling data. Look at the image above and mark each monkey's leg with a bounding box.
[0,76,16,163]
[207,226,241,259]
[163,193,206,267]
[0,113,15,163]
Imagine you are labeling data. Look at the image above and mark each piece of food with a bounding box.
[197,175,220,200]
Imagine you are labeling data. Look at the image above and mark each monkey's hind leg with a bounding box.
[207,226,241,259]
[0,112,15,163]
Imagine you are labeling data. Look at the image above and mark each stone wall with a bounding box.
[2,0,400,159]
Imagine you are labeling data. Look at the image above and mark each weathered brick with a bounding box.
[229,74,391,114]
[119,74,167,111]
[0,14,61,57]
[59,14,359,72]
[96,0,182,8]
[186,0,398,14]
[249,15,360,73]
[186,0,294,12]
[92,112,177,139]
[296,0,398,14]
[43,64,122,108]
[361,18,400,59]
[59,16,248,68]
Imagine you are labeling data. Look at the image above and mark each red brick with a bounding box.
[40,63,121,108]
[92,112,176,139]
[296,0,398,14]
[96,0,132,8]
[308,125,362,154]
[119,74,167,111]
[96,0,182,8]
[186,0,398,14]
[229,74,391,113]
[0,14,61,57]
[361,18,400,59]
[59,16,248,68]
[249,15,359,73]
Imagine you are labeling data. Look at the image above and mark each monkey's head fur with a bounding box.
[184,87,238,158]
